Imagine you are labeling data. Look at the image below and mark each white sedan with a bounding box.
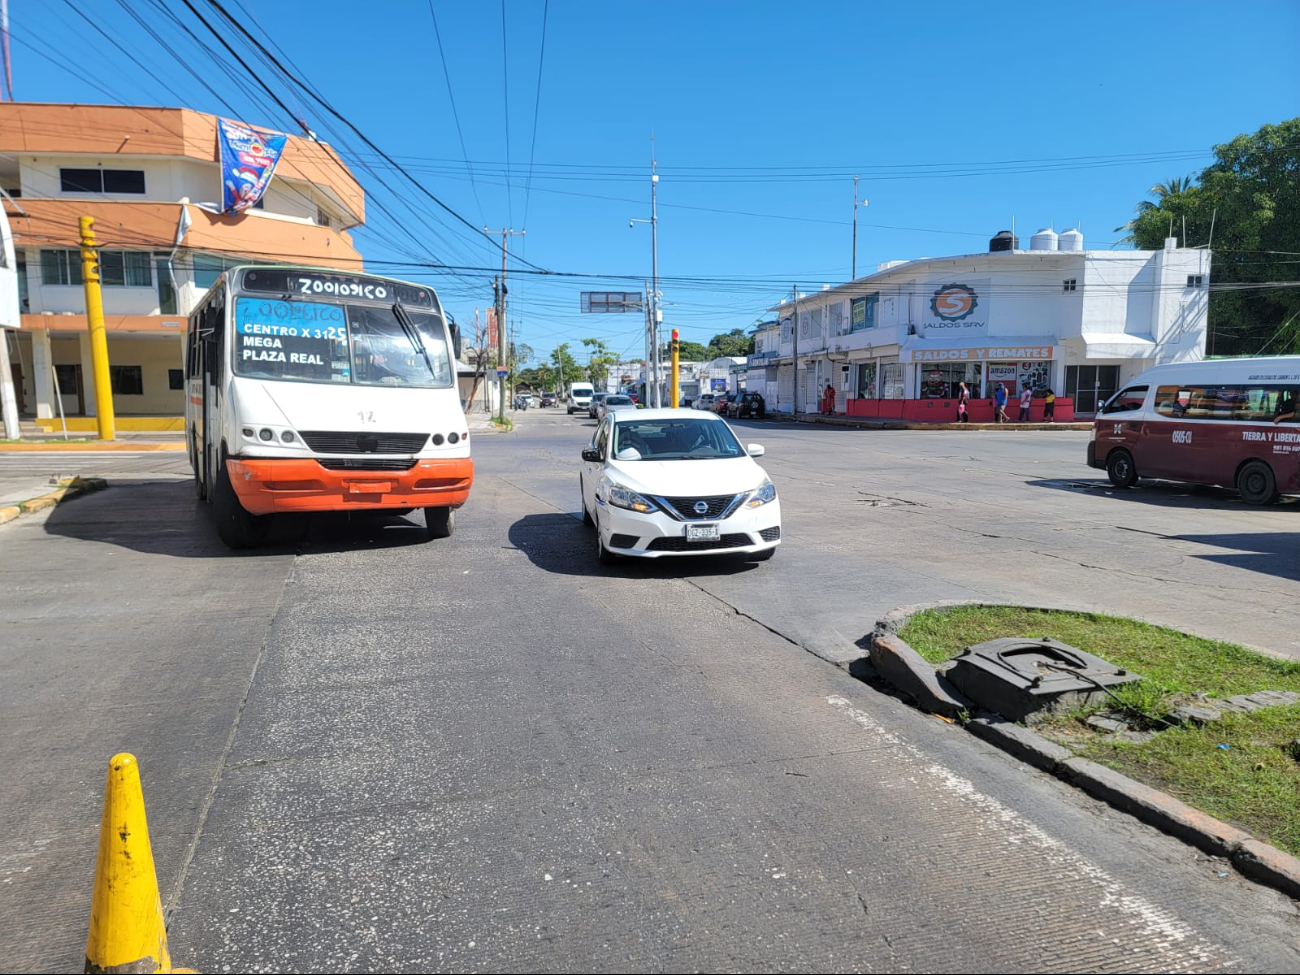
[596,393,637,422]
[579,409,781,564]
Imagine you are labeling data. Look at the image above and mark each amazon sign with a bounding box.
[922,279,989,335]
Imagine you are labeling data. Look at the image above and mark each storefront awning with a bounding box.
[899,335,1058,363]
[1080,333,1157,359]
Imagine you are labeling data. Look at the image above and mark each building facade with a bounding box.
[766,231,1210,418]
[1,103,365,427]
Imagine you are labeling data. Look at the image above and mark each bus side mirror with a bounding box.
[450,323,463,361]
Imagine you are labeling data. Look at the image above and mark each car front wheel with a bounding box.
[596,523,616,565]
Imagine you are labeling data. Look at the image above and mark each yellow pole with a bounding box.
[79,216,115,441]
[670,328,680,409]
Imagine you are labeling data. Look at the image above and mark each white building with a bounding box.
[767,229,1210,417]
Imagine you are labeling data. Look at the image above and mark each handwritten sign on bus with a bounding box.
[235,299,346,376]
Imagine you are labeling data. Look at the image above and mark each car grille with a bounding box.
[300,431,429,454]
[655,493,745,521]
[317,458,419,472]
[759,526,781,542]
[647,533,751,552]
[608,533,639,549]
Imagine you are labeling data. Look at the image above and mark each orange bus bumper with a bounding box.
[225,457,473,515]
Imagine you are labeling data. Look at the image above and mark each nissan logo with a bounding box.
[693,501,709,515]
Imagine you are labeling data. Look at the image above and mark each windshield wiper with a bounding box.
[392,301,436,378]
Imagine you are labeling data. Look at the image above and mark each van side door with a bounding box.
[1097,384,1149,468]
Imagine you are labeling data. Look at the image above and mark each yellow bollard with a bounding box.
[85,754,192,974]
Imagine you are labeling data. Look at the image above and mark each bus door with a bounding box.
[1096,384,1147,464]
[197,292,225,494]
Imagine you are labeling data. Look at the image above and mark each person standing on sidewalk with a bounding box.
[1018,384,1033,422]
[822,382,836,415]
[994,383,1008,423]
[1043,388,1056,422]
[957,381,970,423]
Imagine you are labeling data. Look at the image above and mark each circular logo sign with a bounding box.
[693,501,709,515]
[930,283,979,321]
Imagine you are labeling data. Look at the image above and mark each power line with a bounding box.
[427,0,485,226]
[522,0,548,232]
[500,0,513,229]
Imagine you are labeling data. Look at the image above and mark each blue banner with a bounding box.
[218,118,288,215]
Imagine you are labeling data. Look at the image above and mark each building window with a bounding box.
[168,369,184,390]
[1063,278,1077,292]
[59,168,146,194]
[3,186,20,198]
[40,249,83,286]
[110,365,144,395]
[316,206,332,227]
[100,251,154,288]
[851,293,878,331]
[1187,274,1204,288]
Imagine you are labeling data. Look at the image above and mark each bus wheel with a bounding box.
[425,506,455,539]
[211,461,265,549]
[1106,449,1138,488]
[1236,460,1278,506]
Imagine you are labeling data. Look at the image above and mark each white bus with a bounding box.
[186,266,473,548]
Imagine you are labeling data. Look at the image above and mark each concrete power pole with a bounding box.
[484,228,524,422]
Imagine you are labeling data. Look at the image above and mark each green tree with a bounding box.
[705,328,755,358]
[582,337,620,388]
[661,339,708,360]
[1115,118,1300,356]
[551,343,581,386]
[1113,175,1197,247]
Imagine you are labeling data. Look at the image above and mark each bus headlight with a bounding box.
[259,428,274,441]
[280,431,296,443]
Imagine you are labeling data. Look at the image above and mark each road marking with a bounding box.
[826,695,1227,968]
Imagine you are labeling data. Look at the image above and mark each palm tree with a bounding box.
[1114,175,1196,246]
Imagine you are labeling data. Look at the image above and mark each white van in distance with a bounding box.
[567,382,595,415]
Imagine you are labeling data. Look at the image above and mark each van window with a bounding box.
[1157,383,1297,421]
[1101,385,1147,414]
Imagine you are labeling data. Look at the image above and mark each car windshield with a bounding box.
[612,418,743,460]
[605,396,632,405]
[233,297,453,388]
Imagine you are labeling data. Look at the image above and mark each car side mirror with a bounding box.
[747,443,765,457]
[581,448,602,462]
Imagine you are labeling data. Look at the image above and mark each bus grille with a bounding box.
[316,458,419,472]
[300,431,429,454]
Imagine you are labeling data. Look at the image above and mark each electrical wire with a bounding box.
[427,0,485,226]
[522,0,548,232]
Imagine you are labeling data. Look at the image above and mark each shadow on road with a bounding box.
[1173,532,1300,584]
[1028,476,1300,512]
[41,477,433,557]
[508,511,763,579]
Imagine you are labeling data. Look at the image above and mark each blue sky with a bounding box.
[9,0,1298,365]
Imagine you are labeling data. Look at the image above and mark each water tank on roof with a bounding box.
[989,229,1019,252]
[1030,228,1058,251]
[1059,228,1084,251]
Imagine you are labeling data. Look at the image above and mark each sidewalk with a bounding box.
[770,412,1093,432]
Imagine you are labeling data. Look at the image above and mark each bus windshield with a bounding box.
[232,296,453,388]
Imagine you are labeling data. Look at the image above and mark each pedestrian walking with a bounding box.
[994,382,1008,423]
[957,381,970,423]
[1019,384,1033,422]
[1043,387,1056,422]
[822,382,836,415]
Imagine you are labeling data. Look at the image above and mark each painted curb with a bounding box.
[858,603,1300,902]
[0,442,184,452]
[2,477,108,525]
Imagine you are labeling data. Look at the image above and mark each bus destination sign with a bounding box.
[241,269,435,308]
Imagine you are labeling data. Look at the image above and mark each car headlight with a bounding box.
[746,478,777,507]
[607,483,655,513]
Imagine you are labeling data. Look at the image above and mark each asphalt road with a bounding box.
[1,414,1297,973]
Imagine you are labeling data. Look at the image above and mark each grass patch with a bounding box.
[491,417,514,431]
[898,605,1300,855]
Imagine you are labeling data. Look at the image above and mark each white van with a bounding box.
[567,382,594,415]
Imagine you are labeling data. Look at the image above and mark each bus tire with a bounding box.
[212,460,265,549]
[1106,449,1138,488]
[425,506,455,539]
[1236,460,1278,506]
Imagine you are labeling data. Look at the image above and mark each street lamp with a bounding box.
[852,175,869,281]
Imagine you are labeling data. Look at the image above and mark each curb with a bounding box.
[0,476,108,525]
[858,606,1300,902]
[780,415,1093,432]
[0,441,184,452]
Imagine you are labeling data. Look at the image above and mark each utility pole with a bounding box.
[630,152,661,406]
[484,228,524,422]
[852,177,868,282]
[78,217,115,440]
[791,284,799,417]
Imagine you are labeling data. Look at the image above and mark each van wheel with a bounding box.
[212,460,265,549]
[1106,449,1138,488]
[1236,461,1278,506]
[425,506,456,539]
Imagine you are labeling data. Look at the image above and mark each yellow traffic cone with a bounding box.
[84,753,177,974]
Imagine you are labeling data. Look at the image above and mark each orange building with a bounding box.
[0,102,365,427]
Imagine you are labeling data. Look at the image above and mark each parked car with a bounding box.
[623,390,639,404]
[587,391,610,418]
[539,392,557,408]
[692,393,715,411]
[597,394,637,422]
[727,391,766,419]
[710,395,730,414]
[579,409,780,564]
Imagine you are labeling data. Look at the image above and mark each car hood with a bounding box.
[606,456,765,497]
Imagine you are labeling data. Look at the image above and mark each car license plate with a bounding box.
[686,523,720,542]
